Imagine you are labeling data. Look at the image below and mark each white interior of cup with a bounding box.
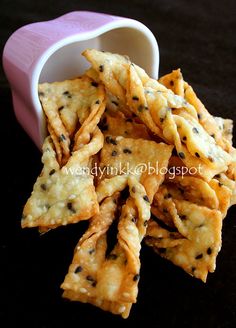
[39,27,158,83]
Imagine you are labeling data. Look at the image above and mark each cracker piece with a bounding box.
[158,69,185,97]
[159,70,232,152]
[208,179,232,218]
[62,176,151,318]
[214,116,233,145]
[146,200,222,282]
[22,129,103,228]
[216,173,236,207]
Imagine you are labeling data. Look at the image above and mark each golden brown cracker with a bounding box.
[22,129,103,228]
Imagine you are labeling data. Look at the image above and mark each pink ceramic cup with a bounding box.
[3,11,159,148]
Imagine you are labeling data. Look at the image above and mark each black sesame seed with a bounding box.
[215,174,221,178]
[63,91,69,95]
[192,127,199,134]
[132,96,139,101]
[197,113,202,120]
[67,202,76,213]
[133,274,140,281]
[178,152,185,159]
[38,91,45,97]
[99,65,104,72]
[92,281,97,287]
[208,156,214,162]
[170,80,174,86]
[195,253,203,260]
[95,100,100,104]
[112,150,117,156]
[58,106,64,111]
[107,254,118,260]
[144,220,148,227]
[89,249,95,254]
[218,182,223,187]
[49,169,56,176]
[160,117,165,123]
[59,134,66,142]
[75,266,83,273]
[143,195,150,202]
[123,148,132,154]
[164,193,172,199]
[86,275,95,282]
[40,184,47,191]
[131,217,137,223]
[211,134,215,139]
[195,152,200,158]
[182,136,187,141]
[207,247,212,255]
[111,100,118,106]
[110,139,117,146]
[91,81,98,87]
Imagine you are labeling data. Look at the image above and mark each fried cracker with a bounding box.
[62,176,151,318]
[146,200,222,282]
[22,128,103,228]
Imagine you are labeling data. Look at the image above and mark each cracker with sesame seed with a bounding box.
[159,69,233,152]
[39,76,105,164]
[215,172,236,207]
[62,176,151,318]
[208,179,232,218]
[214,116,233,145]
[83,49,232,180]
[22,128,103,228]
[146,199,222,282]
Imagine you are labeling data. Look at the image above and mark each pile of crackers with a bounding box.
[22,49,236,318]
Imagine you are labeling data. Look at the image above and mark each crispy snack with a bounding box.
[39,76,105,164]
[83,49,232,180]
[146,199,222,282]
[159,69,233,152]
[62,177,151,318]
[22,48,236,318]
[22,128,103,228]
